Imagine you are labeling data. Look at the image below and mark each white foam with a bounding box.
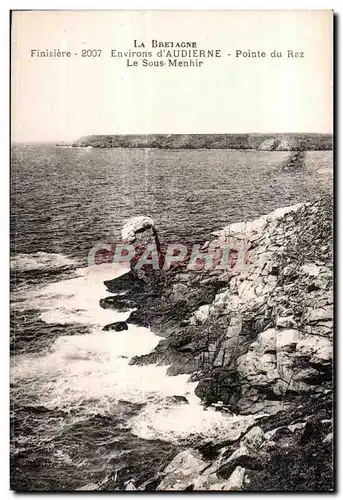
[12,322,245,443]
[15,263,131,325]
[11,252,77,271]
[12,261,258,443]
[12,262,197,411]
[12,326,191,408]
[129,404,257,443]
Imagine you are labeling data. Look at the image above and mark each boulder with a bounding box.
[157,449,208,491]
[242,426,265,452]
[102,321,128,332]
[276,315,297,328]
[224,466,247,490]
[190,304,210,325]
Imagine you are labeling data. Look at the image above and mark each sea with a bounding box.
[10,145,333,491]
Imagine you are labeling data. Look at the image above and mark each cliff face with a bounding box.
[73,133,333,151]
[101,196,333,491]
[194,198,333,414]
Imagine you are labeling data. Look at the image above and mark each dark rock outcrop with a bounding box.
[102,321,128,332]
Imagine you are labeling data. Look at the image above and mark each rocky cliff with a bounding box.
[101,195,333,491]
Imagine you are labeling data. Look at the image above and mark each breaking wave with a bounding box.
[11,262,243,444]
[11,252,77,271]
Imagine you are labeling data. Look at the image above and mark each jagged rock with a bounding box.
[171,283,189,302]
[190,304,210,325]
[210,427,265,482]
[306,306,333,323]
[157,449,208,491]
[124,480,137,490]
[225,466,247,490]
[242,426,265,452]
[276,315,297,328]
[264,422,305,440]
[296,335,332,365]
[193,426,265,491]
[101,197,333,491]
[194,462,249,491]
[236,329,279,392]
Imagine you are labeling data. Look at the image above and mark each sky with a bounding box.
[11,10,333,143]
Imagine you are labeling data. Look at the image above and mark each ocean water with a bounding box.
[10,145,333,491]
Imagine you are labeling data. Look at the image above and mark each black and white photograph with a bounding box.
[10,10,334,492]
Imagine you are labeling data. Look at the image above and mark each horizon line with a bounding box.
[12,131,334,144]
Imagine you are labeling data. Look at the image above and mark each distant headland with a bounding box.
[62,133,333,151]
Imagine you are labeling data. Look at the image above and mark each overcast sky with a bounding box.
[11,10,333,142]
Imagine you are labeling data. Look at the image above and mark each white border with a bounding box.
[2,1,340,498]
[2,1,340,9]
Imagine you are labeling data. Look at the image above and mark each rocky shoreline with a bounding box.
[101,195,333,491]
